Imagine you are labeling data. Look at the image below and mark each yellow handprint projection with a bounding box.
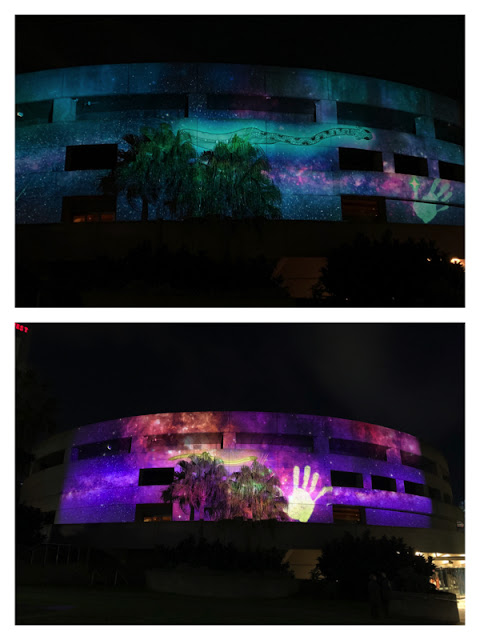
[287,465,333,522]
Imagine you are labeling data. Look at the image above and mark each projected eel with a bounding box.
[180,126,373,149]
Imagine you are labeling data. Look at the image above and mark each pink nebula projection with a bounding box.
[56,412,441,527]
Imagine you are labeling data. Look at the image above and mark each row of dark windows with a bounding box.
[137,466,452,504]
[338,148,464,181]
[61,192,461,225]
[16,95,464,146]
[32,449,65,473]
[133,502,445,525]
[62,143,465,183]
[30,442,451,503]
[39,436,445,483]
[329,438,442,478]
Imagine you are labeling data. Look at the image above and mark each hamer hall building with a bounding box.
[16,63,464,300]
[20,411,465,590]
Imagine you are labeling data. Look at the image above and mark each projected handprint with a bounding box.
[412,178,454,224]
[287,465,332,523]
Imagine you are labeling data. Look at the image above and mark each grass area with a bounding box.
[16,585,450,625]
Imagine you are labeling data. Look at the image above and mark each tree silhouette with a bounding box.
[162,452,228,521]
[311,531,436,598]
[102,125,282,221]
[227,461,289,521]
[313,232,464,306]
[101,123,198,221]
[197,135,282,219]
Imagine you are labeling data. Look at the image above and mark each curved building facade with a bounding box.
[21,411,461,531]
[16,63,464,227]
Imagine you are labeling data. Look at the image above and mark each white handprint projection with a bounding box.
[287,465,332,523]
[411,178,454,224]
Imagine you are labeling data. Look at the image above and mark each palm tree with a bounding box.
[100,123,198,221]
[162,452,228,521]
[197,135,282,219]
[227,461,289,521]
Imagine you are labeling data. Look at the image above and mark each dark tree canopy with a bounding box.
[311,531,436,599]
[313,232,464,307]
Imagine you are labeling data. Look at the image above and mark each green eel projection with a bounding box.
[286,465,333,523]
[179,126,373,149]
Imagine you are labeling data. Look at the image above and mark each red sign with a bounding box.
[15,323,29,333]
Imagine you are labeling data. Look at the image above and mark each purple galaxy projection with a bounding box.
[55,411,441,528]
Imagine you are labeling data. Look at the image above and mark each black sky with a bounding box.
[21,323,464,500]
[15,15,464,102]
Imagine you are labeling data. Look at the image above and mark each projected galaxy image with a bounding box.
[16,63,464,226]
[55,411,436,528]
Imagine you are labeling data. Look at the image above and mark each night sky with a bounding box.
[20,323,464,501]
[15,15,464,102]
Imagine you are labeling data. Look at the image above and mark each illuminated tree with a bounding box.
[102,125,282,220]
[101,123,198,221]
[227,461,289,521]
[162,452,228,521]
[197,135,282,219]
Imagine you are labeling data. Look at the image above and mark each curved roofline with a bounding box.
[15,61,461,114]
[15,60,427,92]
[68,409,424,445]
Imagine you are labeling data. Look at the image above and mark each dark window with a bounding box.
[339,148,383,172]
[16,100,53,126]
[429,486,442,501]
[332,504,366,524]
[404,480,426,497]
[329,438,388,461]
[207,94,315,118]
[331,470,363,489]
[438,161,465,182]
[394,153,429,177]
[371,475,396,492]
[145,433,223,451]
[442,473,451,484]
[43,511,56,525]
[443,493,452,504]
[76,94,188,119]
[434,120,464,146]
[62,195,116,223]
[72,437,131,461]
[32,449,65,473]
[337,102,416,134]
[139,468,174,486]
[135,503,172,523]
[400,451,437,475]
[236,432,314,451]
[65,144,117,171]
[341,195,386,223]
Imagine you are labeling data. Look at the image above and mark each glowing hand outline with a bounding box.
[287,465,332,523]
[412,178,454,223]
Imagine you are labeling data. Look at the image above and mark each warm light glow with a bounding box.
[450,257,465,267]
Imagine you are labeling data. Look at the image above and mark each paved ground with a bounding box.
[15,586,460,625]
